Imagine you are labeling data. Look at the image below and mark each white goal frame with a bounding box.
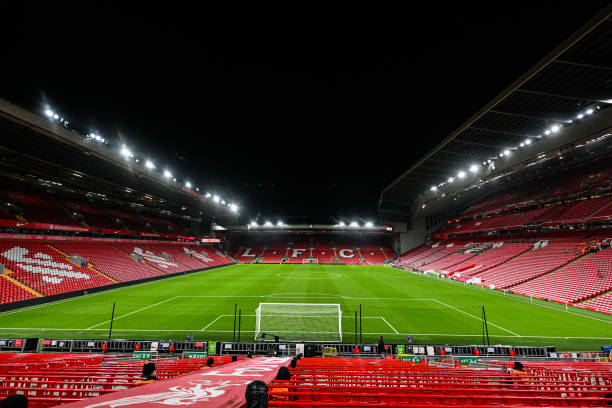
[254,302,342,342]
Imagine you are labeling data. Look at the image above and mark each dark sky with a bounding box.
[2,3,609,222]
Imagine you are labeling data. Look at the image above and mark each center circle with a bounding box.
[276,272,341,279]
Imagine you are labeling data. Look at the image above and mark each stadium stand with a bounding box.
[0,240,115,296]
[0,188,79,226]
[0,353,237,407]
[230,234,394,265]
[0,239,232,305]
[267,358,612,406]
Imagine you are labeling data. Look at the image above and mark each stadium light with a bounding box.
[525,139,532,145]
[205,192,212,198]
[487,159,491,163]
[350,221,359,227]
[577,113,584,119]
[120,146,133,158]
[213,195,220,203]
[365,221,373,228]
[250,221,258,227]
[545,130,551,135]
[221,200,226,205]
[163,170,172,178]
[185,181,192,189]
[45,109,54,117]
[230,204,238,213]
[586,108,594,115]
[551,124,561,133]
[53,113,59,119]
[264,221,272,226]
[448,177,454,183]
[277,221,284,226]
[145,160,155,169]
[457,171,466,179]
[338,221,346,227]
[430,186,437,191]
[469,164,479,173]
[503,149,510,156]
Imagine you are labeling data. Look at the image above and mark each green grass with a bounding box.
[0,264,610,350]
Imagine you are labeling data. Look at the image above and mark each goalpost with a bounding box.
[255,303,342,342]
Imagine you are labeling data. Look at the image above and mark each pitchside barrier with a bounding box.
[5,338,596,360]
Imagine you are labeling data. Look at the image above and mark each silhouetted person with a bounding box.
[377,336,385,354]
[245,380,268,408]
[290,357,298,368]
[232,355,238,362]
[0,395,27,408]
[206,357,214,367]
[137,362,157,383]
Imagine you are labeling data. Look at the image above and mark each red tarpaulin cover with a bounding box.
[57,357,291,408]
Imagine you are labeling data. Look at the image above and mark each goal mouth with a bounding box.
[255,303,342,343]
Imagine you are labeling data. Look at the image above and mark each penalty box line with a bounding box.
[200,314,398,333]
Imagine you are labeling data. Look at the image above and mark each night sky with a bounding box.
[2,3,609,222]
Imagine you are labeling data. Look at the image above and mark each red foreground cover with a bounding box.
[57,357,291,408]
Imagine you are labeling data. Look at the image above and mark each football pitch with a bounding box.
[0,264,610,350]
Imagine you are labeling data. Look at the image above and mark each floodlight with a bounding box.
[53,113,59,120]
[250,221,258,227]
[469,164,479,173]
[586,108,594,115]
[551,125,560,133]
[120,146,132,158]
[365,221,373,227]
[230,204,238,213]
[520,142,524,147]
[213,195,220,203]
[185,181,192,188]
[277,221,284,226]
[503,149,510,156]
[264,221,272,226]
[221,200,226,205]
[163,170,172,178]
[448,177,454,183]
[577,113,584,119]
[338,221,346,227]
[430,186,437,191]
[45,109,54,117]
[525,139,532,145]
[145,160,154,169]
[457,171,466,178]
[350,221,359,227]
[205,192,212,198]
[545,130,551,135]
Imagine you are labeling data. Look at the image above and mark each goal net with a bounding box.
[255,303,342,342]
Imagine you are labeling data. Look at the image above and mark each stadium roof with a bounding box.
[380,6,612,218]
[0,98,240,224]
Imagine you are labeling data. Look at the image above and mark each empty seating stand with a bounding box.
[0,353,236,407]
[0,240,115,296]
[268,358,612,406]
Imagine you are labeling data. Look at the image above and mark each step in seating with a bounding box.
[268,358,612,406]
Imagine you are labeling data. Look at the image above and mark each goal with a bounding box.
[302,258,318,264]
[255,303,342,342]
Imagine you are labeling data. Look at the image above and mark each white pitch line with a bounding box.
[0,327,608,339]
[86,296,179,329]
[380,317,399,334]
[179,295,434,301]
[201,315,225,331]
[433,299,520,337]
